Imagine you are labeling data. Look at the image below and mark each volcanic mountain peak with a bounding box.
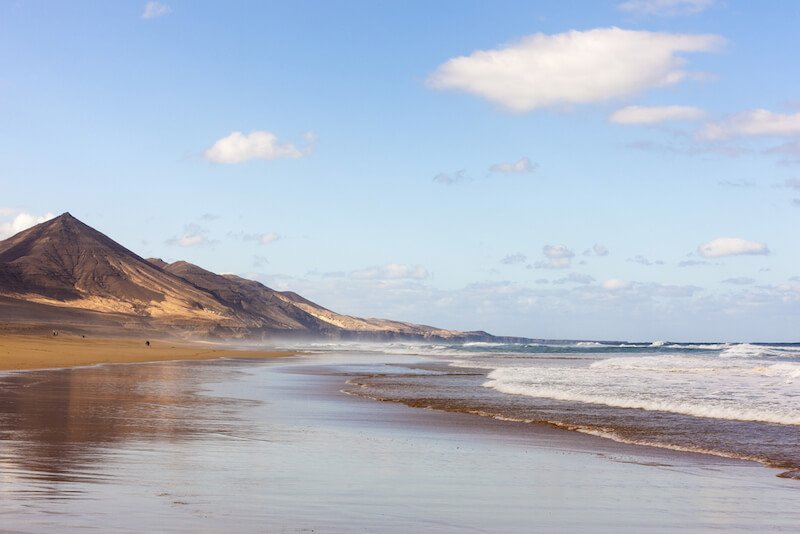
[0,213,232,319]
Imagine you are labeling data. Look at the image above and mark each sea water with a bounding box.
[335,340,800,478]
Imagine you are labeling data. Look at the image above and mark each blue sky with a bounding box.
[1,0,799,341]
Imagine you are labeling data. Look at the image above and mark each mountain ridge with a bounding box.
[0,213,529,343]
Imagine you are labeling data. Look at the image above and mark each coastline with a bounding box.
[0,333,295,371]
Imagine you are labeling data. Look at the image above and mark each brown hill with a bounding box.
[0,213,515,342]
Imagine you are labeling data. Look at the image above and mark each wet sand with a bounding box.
[1,352,798,532]
[0,334,294,370]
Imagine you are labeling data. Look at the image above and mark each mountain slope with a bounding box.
[0,213,234,323]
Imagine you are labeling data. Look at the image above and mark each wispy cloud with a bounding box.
[245,232,280,245]
[427,28,722,112]
[697,237,770,258]
[205,130,315,164]
[350,263,429,281]
[553,273,595,285]
[698,109,800,141]
[433,169,470,185]
[142,1,171,19]
[166,224,210,247]
[718,179,755,188]
[500,253,527,265]
[722,277,755,285]
[490,157,537,174]
[617,0,714,16]
[583,244,609,257]
[628,255,665,266]
[610,105,705,124]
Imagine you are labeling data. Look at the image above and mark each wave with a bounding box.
[484,364,800,426]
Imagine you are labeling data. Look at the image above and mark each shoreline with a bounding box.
[0,333,296,371]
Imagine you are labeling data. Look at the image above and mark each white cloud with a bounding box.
[602,278,630,290]
[698,109,800,141]
[0,211,55,239]
[490,157,537,174]
[204,130,315,164]
[697,237,770,258]
[167,233,205,247]
[535,245,574,269]
[258,232,280,245]
[142,1,171,19]
[610,105,705,124]
[350,263,429,281]
[617,0,714,16]
[427,28,722,113]
[167,224,210,247]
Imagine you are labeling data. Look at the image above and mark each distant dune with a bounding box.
[0,213,523,342]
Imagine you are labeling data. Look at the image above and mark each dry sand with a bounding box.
[0,333,294,371]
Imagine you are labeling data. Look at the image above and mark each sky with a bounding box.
[1,0,799,342]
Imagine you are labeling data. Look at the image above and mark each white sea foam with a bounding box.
[719,343,800,359]
[483,356,800,426]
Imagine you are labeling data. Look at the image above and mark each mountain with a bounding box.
[0,213,516,342]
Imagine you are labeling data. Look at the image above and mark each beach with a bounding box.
[1,350,798,532]
[0,333,294,371]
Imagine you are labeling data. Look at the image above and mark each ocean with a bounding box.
[332,340,800,479]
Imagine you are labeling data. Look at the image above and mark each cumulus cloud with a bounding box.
[610,105,705,124]
[698,109,800,141]
[204,130,315,164]
[500,253,527,265]
[0,210,55,239]
[427,28,722,113]
[617,0,714,16]
[142,1,171,19]
[535,245,574,269]
[350,263,429,281]
[697,237,770,258]
[490,157,537,174]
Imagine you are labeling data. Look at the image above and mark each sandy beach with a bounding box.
[0,333,295,371]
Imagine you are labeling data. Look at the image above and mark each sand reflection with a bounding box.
[0,362,248,488]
